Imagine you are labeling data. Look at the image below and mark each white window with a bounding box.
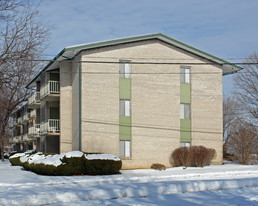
[180,142,191,147]
[180,67,190,83]
[120,99,130,116]
[119,140,131,157]
[180,103,191,119]
[119,60,131,78]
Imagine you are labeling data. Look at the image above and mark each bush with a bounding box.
[171,147,193,167]
[9,151,122,176]
[9,156,22,166]
[151,163,166,171]
[171,146,216,168]
[84,159,122,175]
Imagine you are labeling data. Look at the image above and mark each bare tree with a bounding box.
[223,96,241,142]
[226,120,258,165]
[0,0,49,161]
[233,52,258,124]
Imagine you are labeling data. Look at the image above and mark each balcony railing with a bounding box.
[41,119,60,134]
[28,91,41,106]
[29,109,37,119]
[40,81,60,99]
[28,124,40,136]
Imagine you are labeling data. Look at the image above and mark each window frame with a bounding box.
[180,142,191,147]
[180,67,191,83]
[119,60,131,79]
[119,99,131,116]
[119,140,131,158]
[180,103,191,120]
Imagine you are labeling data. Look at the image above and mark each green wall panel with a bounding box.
[50,73,60,81]
[119,78,131,99]
[180,119,191,142]
[50,107,59,119]
[119,116,131,140]
[180,83,191,103]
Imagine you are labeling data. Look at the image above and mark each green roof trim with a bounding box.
[26,33,243,88]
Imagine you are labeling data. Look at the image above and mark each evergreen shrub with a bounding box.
[9,152,122,176]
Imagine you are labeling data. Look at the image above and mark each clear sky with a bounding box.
[37,0,258,96]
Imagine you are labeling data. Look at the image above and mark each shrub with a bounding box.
[171,147,193,167]
[84,159,122,175]
[191,146,215,167]
[10,151,122,176]
[171,146,216,168]
[9,156,22,166]
[151,163,166,171]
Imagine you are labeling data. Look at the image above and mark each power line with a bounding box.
[82,119,223,135]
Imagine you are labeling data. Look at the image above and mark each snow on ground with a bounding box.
[0,160,257,205]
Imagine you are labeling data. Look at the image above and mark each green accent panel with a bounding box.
[50,73,59,81]
[119,116,131,140]
[50,107,59,119]
[180,119,191,142]
[180,83,191,103]
[119,78,131,99]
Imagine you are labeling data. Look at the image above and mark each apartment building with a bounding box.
[11,33,242,169]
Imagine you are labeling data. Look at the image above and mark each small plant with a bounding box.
[151,163,166,171]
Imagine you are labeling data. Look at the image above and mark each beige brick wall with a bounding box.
[77,39,223,169]
[60,61,73,153]
[191,65,223,163]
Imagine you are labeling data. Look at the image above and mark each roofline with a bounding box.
[26,33,243,87]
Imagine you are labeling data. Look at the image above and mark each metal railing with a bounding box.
[40,119,60,134]
[40,80,60,99]
[30,109,37,119]
[28,91,41,105]
[28,124,40,136]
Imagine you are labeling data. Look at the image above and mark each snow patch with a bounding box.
[85,154,121,161]
[64,151,84,158]
[9,152,26,159]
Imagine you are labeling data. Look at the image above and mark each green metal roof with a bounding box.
[26,33,243,87]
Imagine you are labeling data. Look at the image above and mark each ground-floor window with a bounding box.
[180,142,191,147]
[119,140,131,157]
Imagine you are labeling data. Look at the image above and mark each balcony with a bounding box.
[17,117,23,125]
[22,134,29,141]
[40,119,60,135]
[29,109,37,119]
[40,81,60,101]
[28,91,41,108]
[23,113,30,122]
[28,124,40,137]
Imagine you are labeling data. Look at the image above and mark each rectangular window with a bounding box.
[180,142,191,147]
[119,60,131,78]
[119,140,131,157]
[119,99,130,116]
[180,67,190,83]
[180,103,191,119]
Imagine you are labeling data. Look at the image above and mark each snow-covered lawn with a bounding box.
[0,160,257,205]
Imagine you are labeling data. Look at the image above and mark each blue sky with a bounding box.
[37,0,258,96]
